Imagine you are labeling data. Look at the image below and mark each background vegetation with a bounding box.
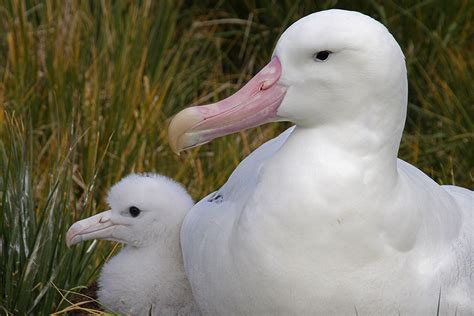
[0,0,472,314]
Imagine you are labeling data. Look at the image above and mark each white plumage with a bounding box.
[67,174,199,315]
[168,9,474,315]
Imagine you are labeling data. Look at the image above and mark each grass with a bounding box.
[0,0,472,314]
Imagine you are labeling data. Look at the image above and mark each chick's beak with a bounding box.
[66,210,117,247]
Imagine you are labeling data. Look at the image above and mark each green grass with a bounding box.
[0,0,472,314]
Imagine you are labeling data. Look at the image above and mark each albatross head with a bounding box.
[169,9,407,153]
[66,174,193,248]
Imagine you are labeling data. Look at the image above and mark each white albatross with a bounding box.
[168,9,473,315]
[66,174,200,315]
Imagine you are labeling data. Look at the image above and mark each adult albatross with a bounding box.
[66,174,199,315]
[168,9,473,315]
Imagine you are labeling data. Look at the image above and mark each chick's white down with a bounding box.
[67,174,199,315]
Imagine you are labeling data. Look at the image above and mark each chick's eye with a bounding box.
[129,206,141,217]
[313,50,332,62]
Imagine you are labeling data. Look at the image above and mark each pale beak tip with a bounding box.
[65,232,74,248]
[168,139,182,156]
[168,136,182,156]
[65,224,80,247]
[168,107,204,154]
[65,236,74,248]
[168,121,183,155]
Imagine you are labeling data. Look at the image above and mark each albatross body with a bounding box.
[169,9,473,315]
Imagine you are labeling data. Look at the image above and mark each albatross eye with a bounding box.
[129,206,141,217]
[313,50,332,62]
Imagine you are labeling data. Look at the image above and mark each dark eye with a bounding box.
[313,50,332,62]
[129,206,141,217]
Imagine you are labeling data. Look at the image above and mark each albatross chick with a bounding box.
[67,174,199,315]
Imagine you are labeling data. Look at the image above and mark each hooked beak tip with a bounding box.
[168,108,204,154]
[65,228,78,247]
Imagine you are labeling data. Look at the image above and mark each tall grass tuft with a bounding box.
[0,0,472,313]
[0,0,227,313]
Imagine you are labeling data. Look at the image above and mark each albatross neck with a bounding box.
[127,226,183,260]
[266,116,405,192]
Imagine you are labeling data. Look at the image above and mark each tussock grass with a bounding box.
[0,0,472,313]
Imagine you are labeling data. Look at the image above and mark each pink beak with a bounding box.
[168,57,287,153]
[66,210,117,247]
